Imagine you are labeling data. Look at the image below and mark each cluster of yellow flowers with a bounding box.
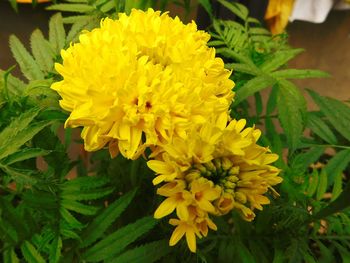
[148,114,282,252]
[52,9,282,253]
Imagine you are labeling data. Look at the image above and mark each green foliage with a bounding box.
[1,0,350,262]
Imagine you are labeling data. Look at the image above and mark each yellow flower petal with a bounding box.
[154,198,177,219]
[169,224,186,247]
[185,228,197,253]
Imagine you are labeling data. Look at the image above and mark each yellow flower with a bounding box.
[51,9,234,160]
[148,118,282,252]
[169,218,198,253]
[190,178,221,213]
[154,180,193,220]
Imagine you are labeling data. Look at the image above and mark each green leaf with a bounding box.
[62,15,91,24]
[324,149,350,186]
[334,241,350,263]
[306,113,338,145]
[49,13,66,54]
[266,85,278,115]
[234,75,276,105]
[100,0,116,13]
[9,0,18,12]
[30,29,55,72]
[316,169,328,200]
[260,49,304,73]
[61,199,100,215]
[109,239,171,263]
[0,120,51,161]
[83,216,158,262]
[314,180,350,220]
[307,89,350,142]
[271,69,330,79]
[0,108,39,152]
[62,187,114,201]
[216,48,255,66]
[3,248,19,263]
[237,242,256,263]
[331,171,343,201]
[49,237,62,263]
[291,147,324,174]
[277,80,306,151]
[317,241,335,263]
[60,228,81,240]
[80,189,137,248]
[249,27,270,35]
[46,4,95,13]
[217,0,248,20]
[24,80,60,109]
[62,176,109,191]
[0,70,25,97]
[2,148,51,165]
[21,241,46,263]
[272,248,284,263]
[9,35,44,80]
[0,166,37,185]
[23,191,57,209]
[60,207,84,229]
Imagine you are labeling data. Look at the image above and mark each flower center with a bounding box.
[185,157,240,194]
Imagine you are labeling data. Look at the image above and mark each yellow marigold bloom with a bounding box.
[51,9,234,159]
[148,117,282,252]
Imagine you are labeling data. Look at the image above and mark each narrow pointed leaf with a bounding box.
[30,29,55,72]
[307,89,350,142]
[271,69,330,79]
[316,170,328,200]
[49,237,62,263]
[234,75,276,105]
[217,0,248,20]
[0,120,51,160]
[61,199,99,215]
[109,239,171,263]
[324,149,350,186]
[260,49,304,73]
[306,113,338,145]
[83,216,157,262]
[61,187,114,201]
[2,148,51,165]
[3,248,19,263]
[314,180,350,220]
[9,35,44,80]
[80,189,137,248]
[46,4,95,13]
[21,241,46,263]
[277,80,306,151]
[49,13,66,54]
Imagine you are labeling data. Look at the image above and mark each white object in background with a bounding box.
[289,0,335,23]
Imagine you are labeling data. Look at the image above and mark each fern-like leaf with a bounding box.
[9,35,44,81]
[82,216,158,262]
[80,189,137,248]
